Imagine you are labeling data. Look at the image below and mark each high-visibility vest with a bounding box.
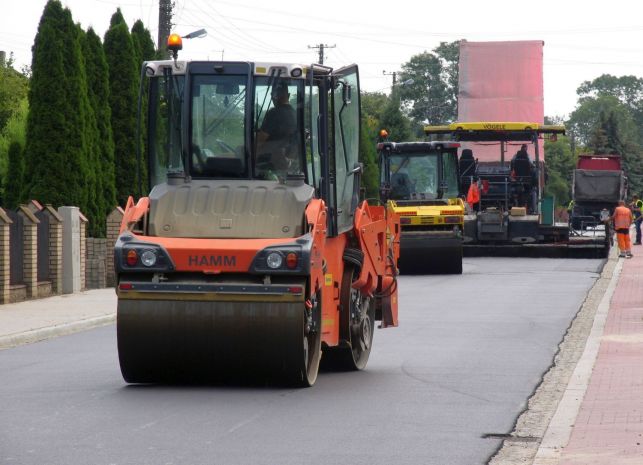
[467,182,480,205]
[613,205,632,230]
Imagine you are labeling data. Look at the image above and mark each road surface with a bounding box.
[0,257,602,465]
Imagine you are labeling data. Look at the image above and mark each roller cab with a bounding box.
[115,58,399,386]
[378,141,463,274]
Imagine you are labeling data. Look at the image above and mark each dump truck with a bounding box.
[568,153,627,256]
[424,122,571,255]
[377,139,464,274]
[114,35,400,386]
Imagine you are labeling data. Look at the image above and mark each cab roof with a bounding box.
[377,141,460,153]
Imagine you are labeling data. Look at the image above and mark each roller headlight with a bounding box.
[266,252,283,269]
[140,250,158,267]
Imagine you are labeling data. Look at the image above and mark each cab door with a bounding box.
[332,65,361,234]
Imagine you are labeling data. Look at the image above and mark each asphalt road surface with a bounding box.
[0,257,602,465]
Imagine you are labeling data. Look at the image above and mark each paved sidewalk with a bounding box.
[0,288,116,349]
[557,246,643,465]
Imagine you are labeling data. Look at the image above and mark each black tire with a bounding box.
[322,266,375,371]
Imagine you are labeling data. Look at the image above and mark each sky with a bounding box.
[2,0,643,118]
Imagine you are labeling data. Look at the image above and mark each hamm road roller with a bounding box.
[114,36,400,386]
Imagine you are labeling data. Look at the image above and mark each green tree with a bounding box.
[0,55,29,133]
[104,10,140,205]
[544,135,576,206]
[131,20,156,66]
[130,20,156,191]
[570,94,643,193]
[379,87,412,142]
[359,92,389,200]
[576,74,643,139]
[0,97,29,203]
[398,41,460,126]
[4,141,25,208]
[83,27,119,236]
[359,120,380,201]
[23,0,91,210]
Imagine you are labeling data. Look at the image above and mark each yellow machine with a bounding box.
[378,140,464,274]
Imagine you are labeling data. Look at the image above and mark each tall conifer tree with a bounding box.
[130,19,156,192]
[84,27,116,234]
[24,0,90,210]
[104,9,139,205]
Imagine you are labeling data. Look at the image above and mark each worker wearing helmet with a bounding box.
[612,200,633,258]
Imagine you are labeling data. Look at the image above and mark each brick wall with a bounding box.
[45,206,63,295]
[106,207,124,287]
[19,206,39,299]
[0,208,10,304]
[86,238,107,289]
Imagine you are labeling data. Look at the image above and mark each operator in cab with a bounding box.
[256,80,299,175]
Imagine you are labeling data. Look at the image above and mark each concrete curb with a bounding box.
[532,257,624,464]
[0,313,116,350]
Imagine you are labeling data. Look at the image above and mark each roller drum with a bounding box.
[117,298,320,386]
[398,234,463,274]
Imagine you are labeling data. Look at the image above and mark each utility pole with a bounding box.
[383,70,397,85]
[158,0,174,56]
[308,43,335,65]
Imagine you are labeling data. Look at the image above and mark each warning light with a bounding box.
[167,33,183,61]
[379,129,389,139]
[167,33,183,51]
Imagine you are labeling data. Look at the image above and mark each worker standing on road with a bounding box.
[612,200,633,258]
[630,194,642,245]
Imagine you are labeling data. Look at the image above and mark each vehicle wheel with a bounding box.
[322,266,375,371]
[297,291,322,386]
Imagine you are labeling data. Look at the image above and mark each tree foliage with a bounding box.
[82,27,118,236]
[4,141,25,209]
[104,10,140,205]
[0,56,29,133]
[23,0,91,211]
[398,41,460,126]
[544,136,575,206]
[131,20,156,66]
[568,75,643,194]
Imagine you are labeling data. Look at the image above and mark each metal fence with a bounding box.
[6,210,24,285]
[35,210,50,282]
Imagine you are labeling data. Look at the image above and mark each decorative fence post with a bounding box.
[43,205,63,295]
[106,207,124,287]
[58,207,81,294]
[0,208,11,304]
[18,206,39,299]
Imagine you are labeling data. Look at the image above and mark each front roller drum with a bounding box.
[398,234,463,275]
[117,297,321,386]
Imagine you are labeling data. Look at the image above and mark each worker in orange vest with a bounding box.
[611,200,633,258]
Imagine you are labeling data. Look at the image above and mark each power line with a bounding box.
[307,43,335,65]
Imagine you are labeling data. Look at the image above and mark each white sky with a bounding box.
[3,0,643,118]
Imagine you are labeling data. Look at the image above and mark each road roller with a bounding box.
[114,36,400,386]
[378,138,464,274]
